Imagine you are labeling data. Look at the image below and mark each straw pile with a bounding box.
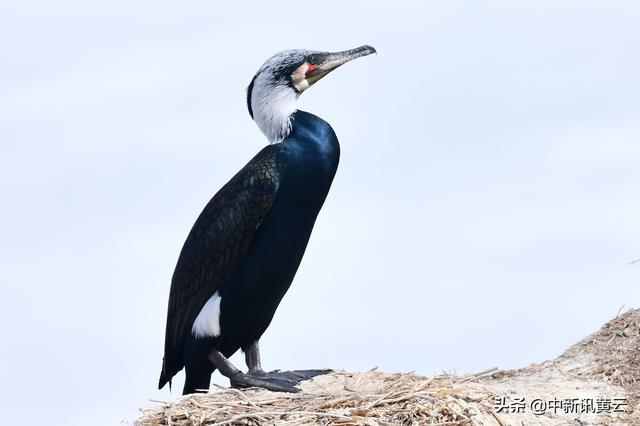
[138,308,640,425]
[138,369,500,425]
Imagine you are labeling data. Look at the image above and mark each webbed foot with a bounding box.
[230,369,331,393]
[230,371,301,393]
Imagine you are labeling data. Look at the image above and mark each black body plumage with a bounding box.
[159,111,340,393]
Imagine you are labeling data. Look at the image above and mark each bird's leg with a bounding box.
[242,340,331,386]
[207,348,300,393]
[244,341,265,375]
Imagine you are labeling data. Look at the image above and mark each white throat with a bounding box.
[250,79,299,143]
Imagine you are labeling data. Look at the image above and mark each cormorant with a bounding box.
[159,45,376,394]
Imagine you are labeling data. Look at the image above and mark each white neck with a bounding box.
[251,80,298,143]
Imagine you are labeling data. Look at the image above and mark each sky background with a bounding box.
[1,1,639,424]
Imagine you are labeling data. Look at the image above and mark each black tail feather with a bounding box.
[158,359,173,391]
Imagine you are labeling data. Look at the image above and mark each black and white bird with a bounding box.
[159,45,376,394]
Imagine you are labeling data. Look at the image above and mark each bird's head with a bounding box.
[247,45,376,143]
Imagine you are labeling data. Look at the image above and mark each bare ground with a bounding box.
[137,308,640,425]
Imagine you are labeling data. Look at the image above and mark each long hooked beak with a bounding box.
[305,45,376,86]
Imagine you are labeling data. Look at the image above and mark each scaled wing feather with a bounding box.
[159,147,281,389]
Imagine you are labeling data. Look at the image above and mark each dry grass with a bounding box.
[561,306,640,404]
[138,370,499,425]
[138,308,640,425]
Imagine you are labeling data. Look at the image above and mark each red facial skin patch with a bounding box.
[305,63,317,75]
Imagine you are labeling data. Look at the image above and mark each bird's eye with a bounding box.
[307,55,318,65]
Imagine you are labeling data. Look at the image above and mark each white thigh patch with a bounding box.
[192,291,222,338]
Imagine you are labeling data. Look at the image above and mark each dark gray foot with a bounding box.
[230,371,301,393]
[257,369,332,383]
[230,369,331,393]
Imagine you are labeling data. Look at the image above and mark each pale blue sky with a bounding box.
[1,1,639,424]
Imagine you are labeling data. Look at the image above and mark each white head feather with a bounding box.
[247,50,313,143]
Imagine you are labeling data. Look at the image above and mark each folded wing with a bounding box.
[159,147,281,389]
